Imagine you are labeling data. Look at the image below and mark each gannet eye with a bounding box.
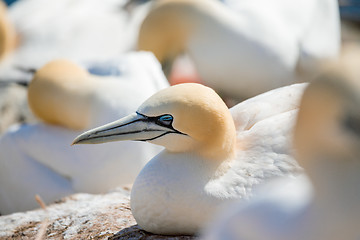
[158,114,173,126]
[344,113,360,137]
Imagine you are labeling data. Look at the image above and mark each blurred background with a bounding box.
[0,0,359,134]
[0,0,359,135]
[0,0,359,215]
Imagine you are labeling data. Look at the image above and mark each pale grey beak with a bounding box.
[72,112,182,145]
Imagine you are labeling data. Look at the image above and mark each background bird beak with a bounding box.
[72,112,171,145]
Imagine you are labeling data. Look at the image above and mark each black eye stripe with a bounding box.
[136,112,186,136]
[344,113,360,137]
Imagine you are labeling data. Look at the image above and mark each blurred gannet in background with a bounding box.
[0,0,152,83]
[202,45,360,240]
[0,52,168,215]
[0,0,17,61]
[73,82,307,235]
[0,0,154,133]
[138,0,340,100]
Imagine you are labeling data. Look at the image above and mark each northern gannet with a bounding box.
[0,0,17,60]
[73,82,306,234]
[138,0,340,99]
[0,52,168,215]
[202,45,360,240]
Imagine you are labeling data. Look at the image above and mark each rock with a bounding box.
[109,225,196,240]
[0,187,197,240]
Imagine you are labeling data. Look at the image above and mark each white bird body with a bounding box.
[208,174,360,240]
[0,0,151,82]
[202,175,314,240]
[202,47,360,240]
[139,0,340,99]
[74,82,307,234]
[0,52,168,215]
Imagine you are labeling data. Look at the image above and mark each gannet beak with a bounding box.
[72,112,182,145]
[162,58,174,78]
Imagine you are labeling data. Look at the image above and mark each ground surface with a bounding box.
[0,187,197,240]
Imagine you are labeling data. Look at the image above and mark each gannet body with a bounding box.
[139,0,340,99]
[0,0,17,60]
[0,0,151,83]
[202,46,360,240]
[73,82,307,235]
[0,52,168,215]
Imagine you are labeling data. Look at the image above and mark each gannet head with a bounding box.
[73,83,237,160]
[294,44,360,176]
[138,0,204,75]
[0,0,17,60]
[28,59,95,130]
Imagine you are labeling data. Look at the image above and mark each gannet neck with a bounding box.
[138,0,195,72]
[294,48,360,230]
[295,75,360,183]
[0,1,17,60]
[138,0,224,74]
[294,47,360,178]
[28,59,96,130]
[73,83,237,161]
